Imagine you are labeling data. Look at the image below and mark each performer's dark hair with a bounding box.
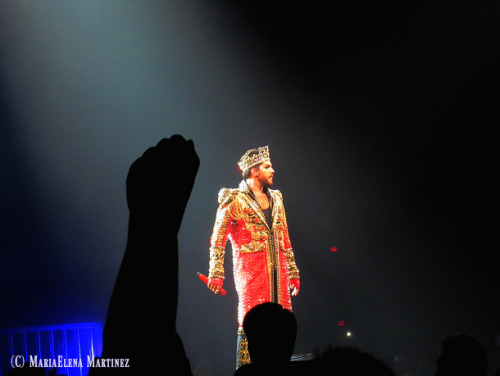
[242,164,261,179]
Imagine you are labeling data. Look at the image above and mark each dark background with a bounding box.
[1,1,499,375]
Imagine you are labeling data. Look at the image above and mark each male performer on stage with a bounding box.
[205,146,300,368]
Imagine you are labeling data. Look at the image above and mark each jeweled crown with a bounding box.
[238,146,270,172]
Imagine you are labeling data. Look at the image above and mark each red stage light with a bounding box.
[337,321,345,326]
[330,247,338,252]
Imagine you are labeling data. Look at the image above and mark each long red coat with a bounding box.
[208,181,300,327]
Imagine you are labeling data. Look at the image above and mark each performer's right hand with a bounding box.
[208,278,224,294]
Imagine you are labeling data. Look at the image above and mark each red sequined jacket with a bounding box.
[208,181,300,326]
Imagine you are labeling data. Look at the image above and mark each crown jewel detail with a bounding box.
[238,146,270,172]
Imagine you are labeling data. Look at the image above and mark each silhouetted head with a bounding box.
[436,334,488,376]
[315,346,395,376]
[243,302,297,366]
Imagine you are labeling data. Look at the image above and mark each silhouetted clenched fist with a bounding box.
[126,135,199,233]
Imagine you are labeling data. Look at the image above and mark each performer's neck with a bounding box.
[246,178,266,194]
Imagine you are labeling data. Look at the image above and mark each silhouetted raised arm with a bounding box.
[92,135,199,375]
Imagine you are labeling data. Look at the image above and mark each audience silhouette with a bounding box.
[88,135,199,375]
[231,302,398,376]
[311,345,396,376]
[234,302,298,376]
[435,334,488,376]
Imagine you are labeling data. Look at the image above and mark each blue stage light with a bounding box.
[0,322,103,376]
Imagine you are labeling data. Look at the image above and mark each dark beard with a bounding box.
[262,178,273,189]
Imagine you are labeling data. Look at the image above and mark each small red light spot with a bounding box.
[338,321,345,326]
[330,247,338,252]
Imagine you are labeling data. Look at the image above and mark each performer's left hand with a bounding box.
[290,279,300,296]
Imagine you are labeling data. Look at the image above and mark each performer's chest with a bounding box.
[232,198,283,234]
[253,192,270,210]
